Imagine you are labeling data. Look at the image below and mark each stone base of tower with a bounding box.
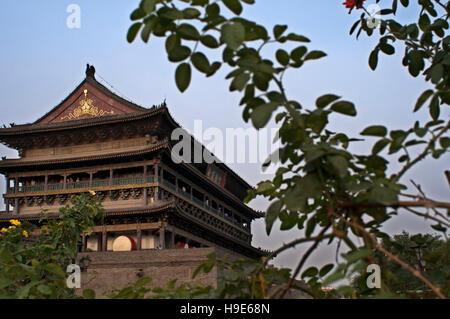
[76,247,237,296]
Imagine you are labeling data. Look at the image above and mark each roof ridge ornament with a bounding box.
[86,64,96,78]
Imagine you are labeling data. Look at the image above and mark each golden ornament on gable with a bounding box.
[61,89,115,120]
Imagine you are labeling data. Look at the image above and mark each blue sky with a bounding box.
[0,1,448,277]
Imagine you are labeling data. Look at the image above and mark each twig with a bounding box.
[392,121,450,183]
[277,225,330,299]
[263,233,334,266]
[328,209,446,299]
[403,206,450,228]
[337,199,450,209]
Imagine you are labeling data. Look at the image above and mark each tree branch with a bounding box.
[328,209,446,299]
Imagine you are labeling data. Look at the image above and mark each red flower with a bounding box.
[342,0,366,13]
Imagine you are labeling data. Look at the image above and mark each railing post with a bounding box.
[89,173,93,188]
[63,175,67,190]
[109,168,113,187]
[44,175,48,192]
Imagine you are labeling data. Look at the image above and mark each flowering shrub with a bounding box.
[0,194,103,298]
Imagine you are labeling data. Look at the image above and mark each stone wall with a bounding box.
[77,247,234,296]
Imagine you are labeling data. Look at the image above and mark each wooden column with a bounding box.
[109,168,113,186]
[63,175,67,190]
[44,175,48,192]
[89,173,93,188]
[5,199,9,213]
[14,177,18,193]
[81,234,87,252]
[171,230,175,249]
[14,198,19,215]
[102,229,107,251]
[143,165,148,206]
[159,226,165,249]
[154,164,159,200]
[137,229,142,251]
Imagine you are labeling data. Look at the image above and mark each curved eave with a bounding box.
[0,106,168,136]
[0,140,169,169]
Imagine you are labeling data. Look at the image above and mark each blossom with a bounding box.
[342,0,366,13]
[9,219,21,227]
[1,228,7,233]
[89,190,96,196]
[22,230,29,238]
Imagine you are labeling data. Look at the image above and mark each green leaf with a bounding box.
[372,138,391,155]
[430,223,447,233]
[200,35,220,48]
[127,23,143,43]
[141,17,156,43]
[175,63,191,93]
[360,125,388,137]
[230,72,250,92]
[177,23,200,40]
[302,267,318,278]
[142,0,156,14]
[250,102,278,129]
[330,101,357,116]
[408,50,424,77]
[168,46,191,62]
[276,49,290,66]
[304,51,327,61]
[37,284,52,296]
[222,0,243,15]
[165,34,180,54]
[369,186,398,205]
[328,155,348,178]
[379,43,395,55]
[221,22,245,50]
[429,95,440,120]
[83,289,96,299]
[273,25,288,39]
[414,90,434,112]
[319,264,334,277]
[265,200,283,235]
[316,94,340,108]
[130,8,146,21]
[369,49,379,70]
[291,46,307,62]
[439,137,450,148]
[191,52,211,74]
[286,33,310,42]
[44,263,66,278]
[345,248,372,264]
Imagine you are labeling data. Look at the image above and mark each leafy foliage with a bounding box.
[126,0,449,299]
[0,194,104,298]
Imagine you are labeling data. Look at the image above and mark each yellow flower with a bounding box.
[1,228,7,233]
[8,226,16,230]
[89,190,96,196]
[9,219,21,227]
[22,230,28,238]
